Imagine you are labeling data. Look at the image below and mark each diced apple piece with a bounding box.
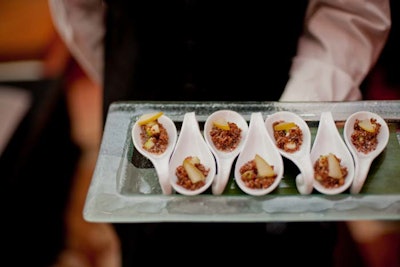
[143,137,155,150]
[137,112,163,126]
[183,157,206,183]
[284,142,297,151]
[358,119,376,133]
[254,154,275,178]
[327,153,343,179]
[145,122,160,136]
[273,121,297,131]
[213,118,230,130]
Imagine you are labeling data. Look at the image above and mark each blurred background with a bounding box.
[0,0,398,267]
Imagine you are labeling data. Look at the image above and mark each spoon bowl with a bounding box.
[234,112,283,196]
[204,110,249,195]
[169,112,216,196]
[311,111,354,195]
[131,112,177,194]
[265,111,314,194]
[343,111,389,194]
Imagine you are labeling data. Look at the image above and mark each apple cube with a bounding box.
[145,122,160,136]
[143,137,155,150]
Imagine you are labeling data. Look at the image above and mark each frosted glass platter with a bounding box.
[83,100,400,222]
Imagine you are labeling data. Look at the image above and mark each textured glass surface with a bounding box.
[84,101,400,222]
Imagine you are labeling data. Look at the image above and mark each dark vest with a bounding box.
[103,0,308,117]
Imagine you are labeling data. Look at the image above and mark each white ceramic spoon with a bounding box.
[234,112,284,196]
[131,113,177,195]
[311,111,354,195]
[204,110,249,195]
[343,111,389,194]
[169,112,216,196]
[265,111,314,195]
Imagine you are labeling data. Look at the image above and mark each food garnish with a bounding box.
[137,111,163,126]
[212,118,230,131]
[273,121,297,131]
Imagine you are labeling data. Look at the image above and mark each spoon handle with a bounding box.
[153,158,173,195]
[295,156,314,195]
[212,157,234,195]
[350,157,373,194]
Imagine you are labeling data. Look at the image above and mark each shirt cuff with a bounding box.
[279,57,362,102]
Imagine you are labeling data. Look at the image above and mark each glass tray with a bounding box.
[83,100,400,222]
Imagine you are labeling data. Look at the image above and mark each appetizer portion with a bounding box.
[209,119,242,152]
[350,118,381,154]
[176,156,210,191]
[314,153,348,189]
[138,112,169,154]
[239,154,277,190]
[272,120,303,153]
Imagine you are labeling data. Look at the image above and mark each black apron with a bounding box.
[103,0,308,118]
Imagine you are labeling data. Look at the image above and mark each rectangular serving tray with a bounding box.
[83,100,400,222]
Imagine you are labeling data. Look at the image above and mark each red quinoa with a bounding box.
[272,120,303,153]
[351,118,381,154]
[140,120,169,154]
[176,156,209,191]
[239,159,277,189]
[314,154,347,189]
[209,122,242,152]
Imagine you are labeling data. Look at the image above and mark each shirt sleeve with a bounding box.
[279,0,391,101]
[48,0,106,87]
